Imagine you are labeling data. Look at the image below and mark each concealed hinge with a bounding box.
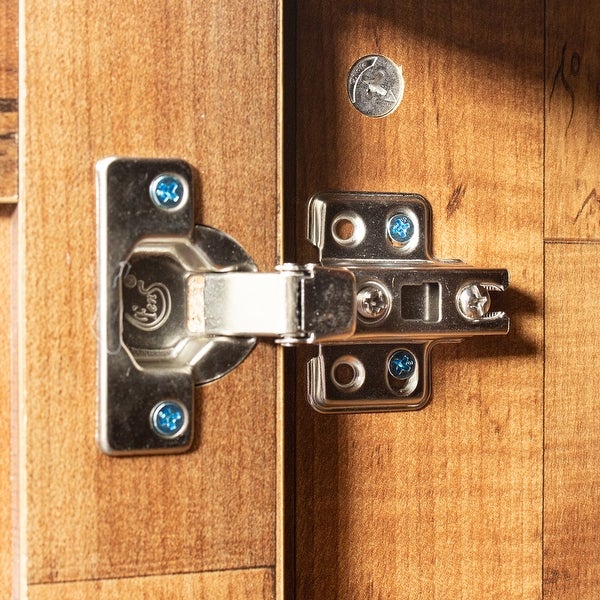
[97,157,509,455]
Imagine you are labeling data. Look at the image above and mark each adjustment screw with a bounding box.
[150,400,188,438]
[457,283,491,320]
[387,213,414,245]
[149,173,187,210]
[388,349,416,380]
[357,284,390,320]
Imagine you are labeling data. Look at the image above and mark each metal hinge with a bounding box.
[97,157,509,455]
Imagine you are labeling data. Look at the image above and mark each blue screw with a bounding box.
[388,213,414,245]
[150,174,186,210]
[151,400,187,438]
[388,349,416,380]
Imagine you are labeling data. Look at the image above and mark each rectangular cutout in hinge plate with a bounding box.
[97,157,509,455]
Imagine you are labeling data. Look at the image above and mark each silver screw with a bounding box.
[357,283,390,320]
[457,284,491,320]
[347,55,405,118]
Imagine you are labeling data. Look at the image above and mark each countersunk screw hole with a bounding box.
[331,356,366,392]
[334,362,356,386]
[331,212,366,247]
[334,218,355,241]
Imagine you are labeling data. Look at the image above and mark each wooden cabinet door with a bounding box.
[4,0,283,597]
[292,1,599,599]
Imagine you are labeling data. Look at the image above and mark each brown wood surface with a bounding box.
[8,0,600,597]
[28,568,274,599]
[545,2,600,240]
[17,0,280,593]
[0,208,14,600]
[544,244,600,598]
[543,2,600,598]
[295,1,544,597]
[0,0,18,202]
[0,0,17,595]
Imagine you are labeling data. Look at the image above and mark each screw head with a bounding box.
[357,283,390,320]
[149,173,188,210]
[387,213,415,245]
[150,400,188,438]
[457,284,491,320]
[347,55,405,118]
[388,349,416,380]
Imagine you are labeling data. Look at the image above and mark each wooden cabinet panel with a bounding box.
[0,209,13,600]
[0,0,17,202]
[5,0,599,596]
[545,2,600,240]
[295,1,544,597]
[1,1,16,596]
[17,0,280,592]
[28,568,274,600]
[544,3,600,597]
[545,244,600,598]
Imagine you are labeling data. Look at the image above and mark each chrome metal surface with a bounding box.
[97,157,256,455]
[347,55,405,118]
[303,191,509,413]
[98,159,510,453]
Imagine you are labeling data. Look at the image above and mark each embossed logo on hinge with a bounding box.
[123,274,172,331]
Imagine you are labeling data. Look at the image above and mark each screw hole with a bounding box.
[334,218,354,241]
[331,212,366,247]
[331,356,365,392]
[333,362,355,386]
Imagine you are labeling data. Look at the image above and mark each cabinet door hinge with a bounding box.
[97,157,508,455]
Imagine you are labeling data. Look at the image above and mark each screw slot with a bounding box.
[150,400,189,438]
[149,173,188,211]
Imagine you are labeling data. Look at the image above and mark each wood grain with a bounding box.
[545,2,600,239]
[0,0,17,592]
[295,1,544,597]
[543,3,600,596]
[544,243,600,598]
[29,568,274,599]
[0,0,17,202]
[0,208,14,600]
[19,0,278,590]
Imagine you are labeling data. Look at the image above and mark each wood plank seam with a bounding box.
[29,565,277,586]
